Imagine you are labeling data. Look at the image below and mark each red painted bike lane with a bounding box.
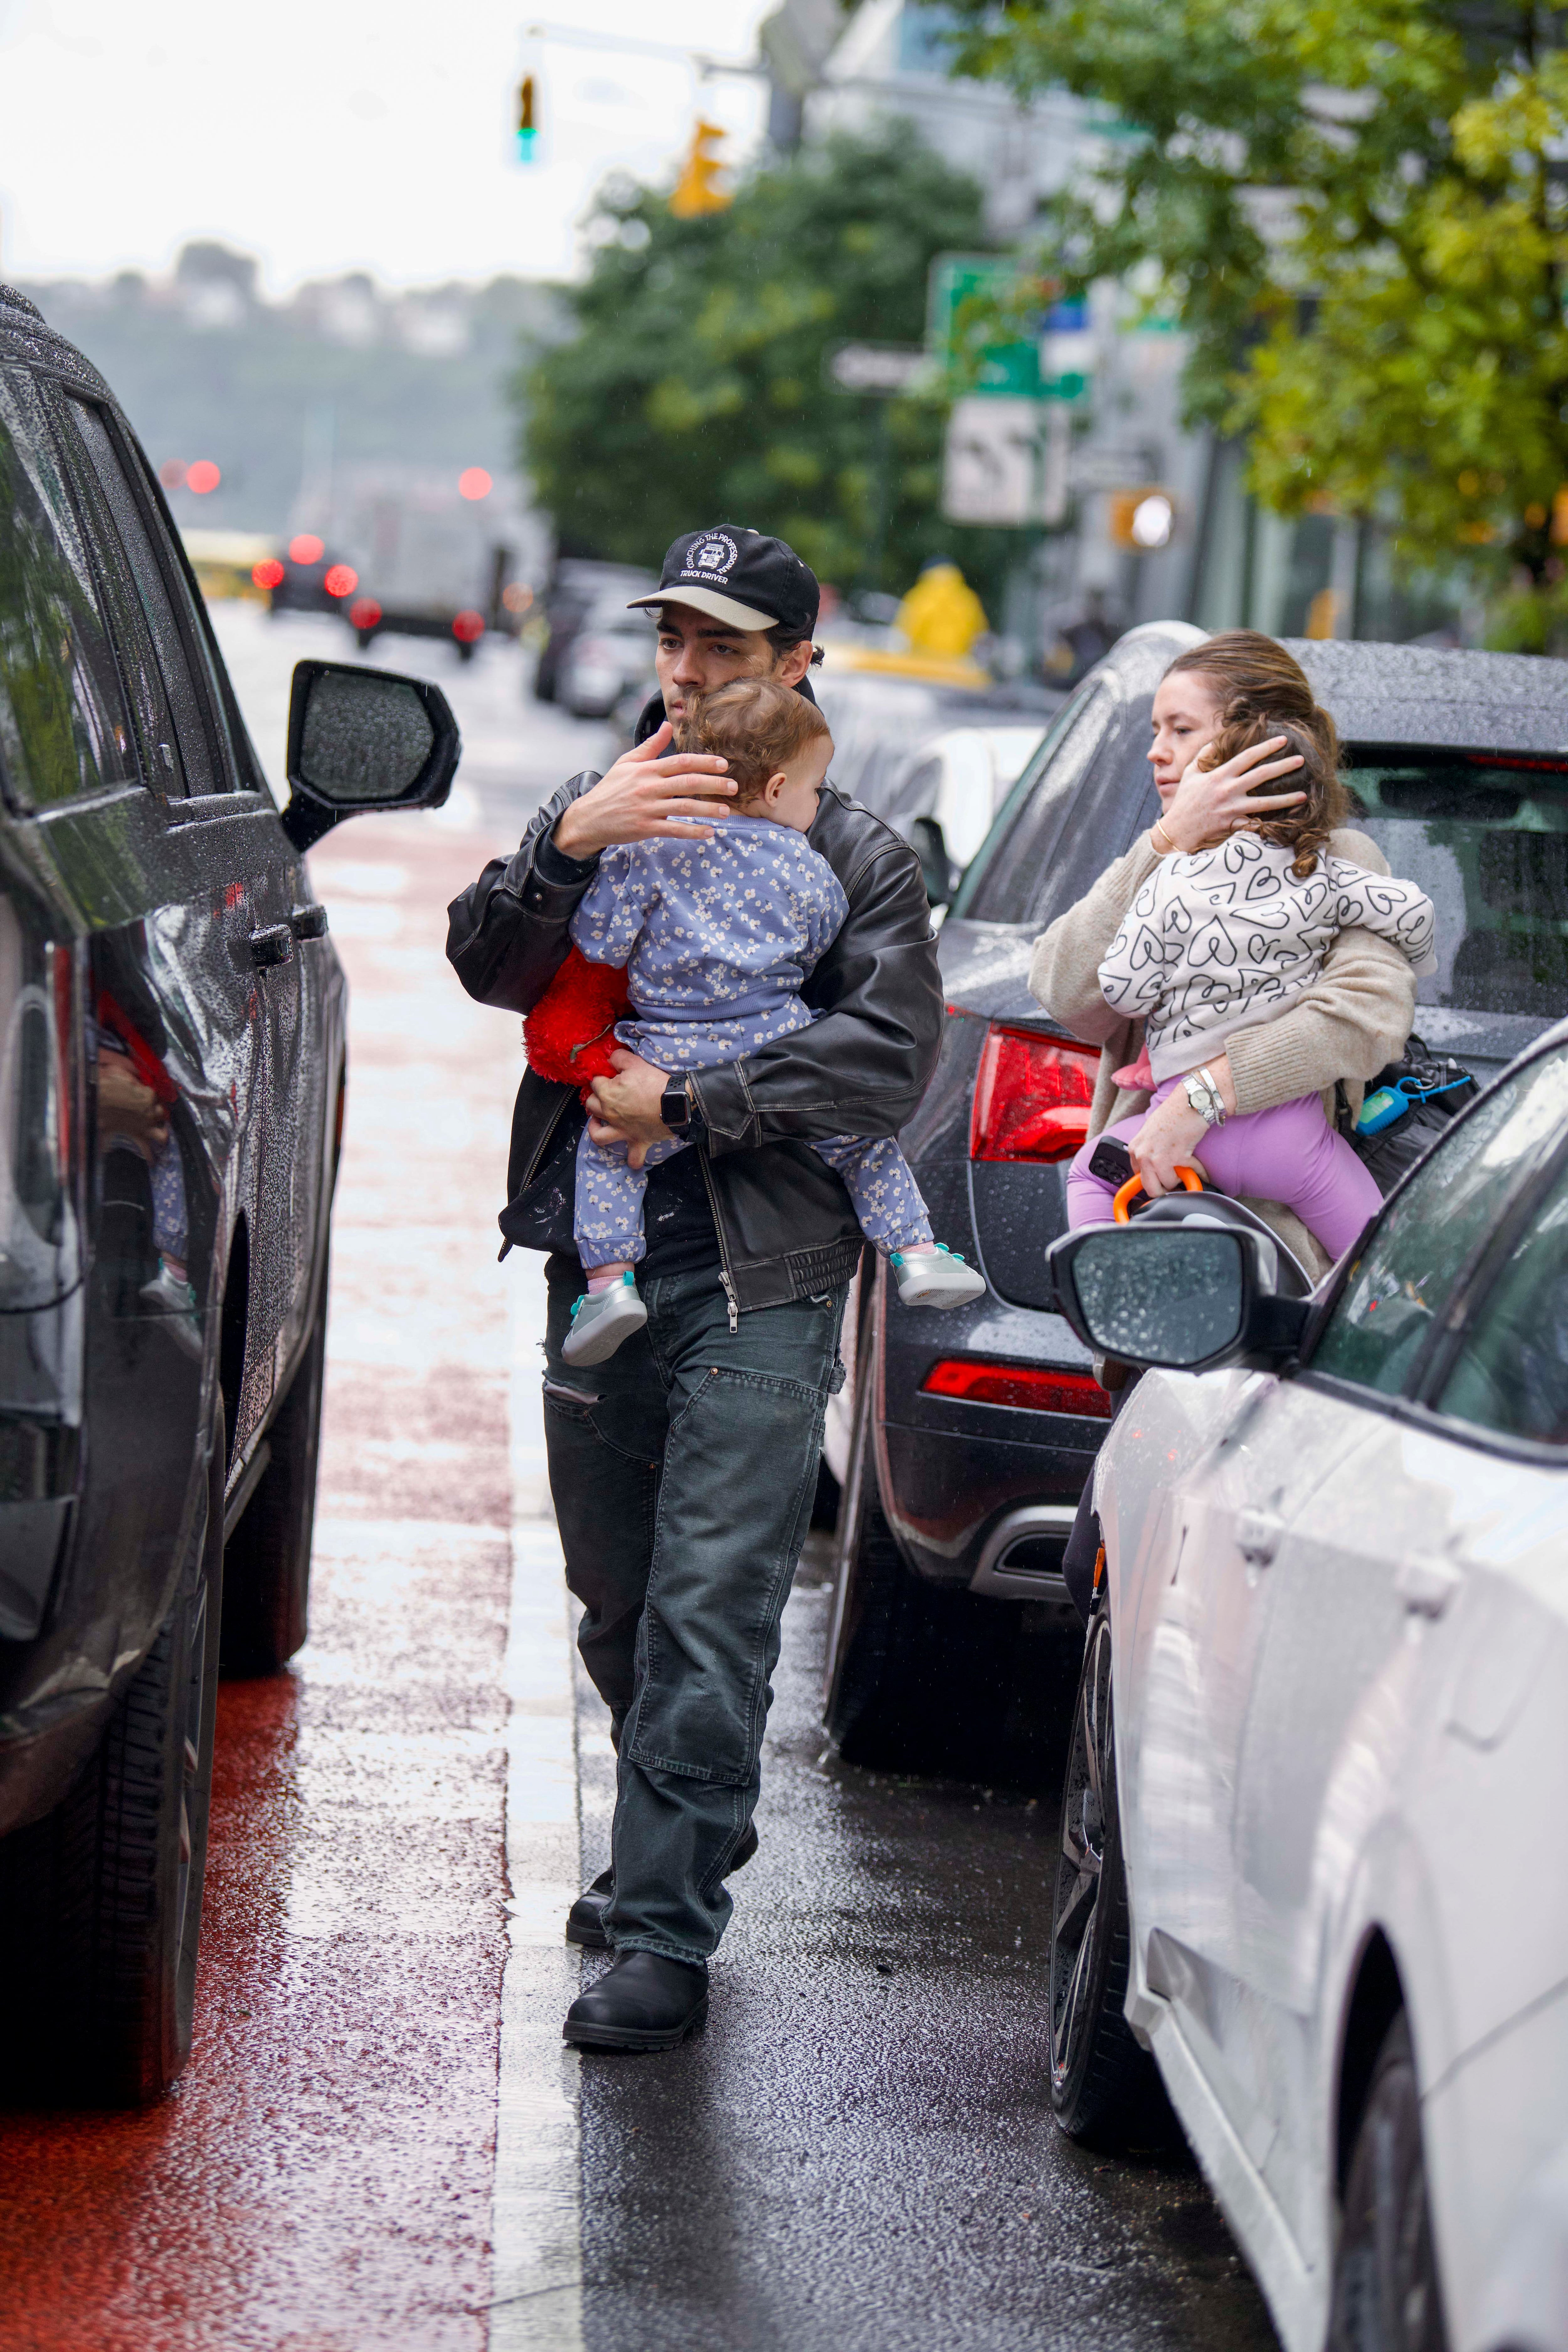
[0,806,527,2352]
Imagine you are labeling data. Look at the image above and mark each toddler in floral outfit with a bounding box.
[564,678,982,1364]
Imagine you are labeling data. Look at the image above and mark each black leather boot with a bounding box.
[563,1951,708,2052]
[564,1822,759,1951]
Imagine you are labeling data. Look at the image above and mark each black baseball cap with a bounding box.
[628,525,819,637]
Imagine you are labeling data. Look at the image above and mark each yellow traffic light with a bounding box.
[670,119,731,218]
[515,75,538,164]
[1108,487,1176,550]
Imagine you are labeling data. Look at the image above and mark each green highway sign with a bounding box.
[927,254,1092,402]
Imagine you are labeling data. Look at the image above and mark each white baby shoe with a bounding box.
[563,1271,649,1365]
[891,1242,986,1310]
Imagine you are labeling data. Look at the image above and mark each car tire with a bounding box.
[822,1339,948,1765]
[221,1268,328,1675]
[1047,1597,1167,2147]
[1329,2012,1449,2352]
[0,1398,225,2105]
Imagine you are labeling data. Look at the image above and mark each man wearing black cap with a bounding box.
[447,527,941,2051]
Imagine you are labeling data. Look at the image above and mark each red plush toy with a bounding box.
[523,946,633,1101]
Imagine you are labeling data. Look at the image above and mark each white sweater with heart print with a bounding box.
[1097,832,1438,1083]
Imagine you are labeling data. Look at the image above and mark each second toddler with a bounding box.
[563,678,984,1364]
[1066,708,1439,1259]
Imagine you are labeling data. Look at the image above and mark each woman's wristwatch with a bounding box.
[1182,1066,1227,1127]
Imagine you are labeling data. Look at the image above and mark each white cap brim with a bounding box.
[626,585,780,633]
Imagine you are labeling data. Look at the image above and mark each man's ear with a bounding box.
[771,639,813,689]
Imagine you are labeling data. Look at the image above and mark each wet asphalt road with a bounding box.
[574,1537,1277,2352]
[0,611,1278,2351]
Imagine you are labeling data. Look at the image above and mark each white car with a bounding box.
[1044,1029,1568,2352]
[559,608,656,720]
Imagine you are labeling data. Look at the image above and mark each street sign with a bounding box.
[928,255,1041,399]
[826,343,929,395]
[928,258,1094,402]
[943,396,1063,527]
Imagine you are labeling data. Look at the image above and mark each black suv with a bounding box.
[825,621,1568,1764]
[0,287,458,2102]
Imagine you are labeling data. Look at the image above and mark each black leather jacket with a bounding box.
[445,771,943,1314]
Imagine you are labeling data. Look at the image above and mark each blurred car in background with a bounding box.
[260,533,360,622]
[823,621,1568,1772]
[882,724,1046,905]
[328,474,531,664]
[533,558,657,703]
[559,605,658,719]
[182,527,280,605]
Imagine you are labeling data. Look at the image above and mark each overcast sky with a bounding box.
[0,0,775,291]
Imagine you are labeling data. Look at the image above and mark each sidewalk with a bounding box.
[0,786,581,2352]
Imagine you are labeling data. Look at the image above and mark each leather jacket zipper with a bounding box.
[697,1151,741,1332]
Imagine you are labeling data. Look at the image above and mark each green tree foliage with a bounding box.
[946,0,1568,645]
[518,127,1016,601]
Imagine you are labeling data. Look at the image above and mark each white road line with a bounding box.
[489,1253,585,2352]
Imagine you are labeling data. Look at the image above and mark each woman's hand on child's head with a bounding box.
[1158,733,1306,855]
[552,720,738,857]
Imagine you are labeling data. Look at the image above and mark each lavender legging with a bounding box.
[1065,1077,1383,1260]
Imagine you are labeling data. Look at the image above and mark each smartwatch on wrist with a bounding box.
[660,1078,699,1136]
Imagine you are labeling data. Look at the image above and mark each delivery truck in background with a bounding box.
[285,466,549,662]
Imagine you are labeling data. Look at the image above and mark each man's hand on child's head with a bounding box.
[585,1050,672,1152]
[552,721,738,858]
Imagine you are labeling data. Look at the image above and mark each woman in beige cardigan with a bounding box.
[1030,632,1416,1287]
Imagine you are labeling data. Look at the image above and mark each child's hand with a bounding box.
[553,721,737,856]
[1158,734,1305,855]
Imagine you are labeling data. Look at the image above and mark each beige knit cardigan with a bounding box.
[1028,825,1417,1277]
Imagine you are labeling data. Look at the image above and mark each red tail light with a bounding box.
[921,1359,1113,1418]
[453,609,485,643]
[323,563,358,598]
[252,557,285,590]
[970,1023,1097,1163]
[349,597,382,629]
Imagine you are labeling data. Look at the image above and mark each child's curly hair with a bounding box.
[672,677,831,806]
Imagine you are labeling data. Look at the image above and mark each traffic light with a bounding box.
[515,74,538,165]
[670,120,731,218]
[1108,488,1176,550]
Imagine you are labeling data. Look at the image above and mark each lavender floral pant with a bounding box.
[575,1126,933,1270]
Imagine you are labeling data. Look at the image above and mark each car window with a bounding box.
[49,395,185,798]
[1346,748,1568,1020]
[951,682,1110,922]
[0,368,139,808]
[1436,1154,1568,1444]
[1310,1044,1568,1395]
[64,398,224,795]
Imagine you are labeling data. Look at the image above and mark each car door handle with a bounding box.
[289,903,328,940]
[1237,1507,1284,1566]
[248,924,294,968]
[1396,1555,1462,1618]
